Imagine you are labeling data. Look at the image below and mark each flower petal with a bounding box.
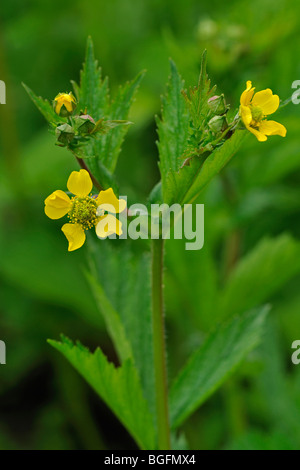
[64,99,73,112]
[95,214,123,238]
[246,125,267,142]
[258,120,287,137]
[239,104,252,126]
[67,169,93,198]
[55,101,63,114]
[240,81,255,106]
[44,190,71,219]
[96,188,127,214]
[252,89,279,115]
[61,223,86,251]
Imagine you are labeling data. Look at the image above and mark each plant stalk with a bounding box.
[151,238,171,450]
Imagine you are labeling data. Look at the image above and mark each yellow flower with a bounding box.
[54,92,77,116]
[44,169,126,251]
[239,81,286,142]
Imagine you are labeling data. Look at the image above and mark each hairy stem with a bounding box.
[76,157,103,192]
[151,238,171,450]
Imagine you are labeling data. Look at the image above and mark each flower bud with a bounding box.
[208,94,227,115]
[73,114,96,135]
[55,123,75,146]
[208,115,228,134]
[53,92,77,117]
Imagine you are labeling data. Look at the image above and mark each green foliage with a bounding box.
[169,305,270,429]
[2,0,300,451]
[23,37,144,191]
[85,271,133,363]
[48,336,156,450]
[22,83,63,127]
[75,37,109,120]
[156,60,190,201]
[219,234,300,319]
[182,50,216,131]
[75,38,145,173]
[156,54,246,205]
[164,130,246,205]
[86,239,156,422]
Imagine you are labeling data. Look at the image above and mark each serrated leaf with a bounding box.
[156,60,190,201]
[186,50,216,130]
[219,234,300,319]
[87,240,156,421]
[164,130,246,205]
[85,271,133,364]
[77,36,109,119]
[48,336,156,449]
[22,83,63,126]
[95,71,145,172]
[169,305,270,429]
[77,37,144,175]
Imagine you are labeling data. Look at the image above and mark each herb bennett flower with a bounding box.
[239,81,286,142]
[44,169,126,251]
[54,92,77,117]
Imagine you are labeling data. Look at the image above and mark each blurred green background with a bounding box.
[1,0,300,450]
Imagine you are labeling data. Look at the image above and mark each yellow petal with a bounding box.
[239,104,252,126]
[252,89,279,115]
[67,169,93,198]
[246,125,267,142]
[64,99,73,112]
[61,223,86,251]
[44,190,71,219]
[258,120,287,137]
[240,81,255,106]
[95,214,123,238]
[55,101,63,114]
[96,188,127,214]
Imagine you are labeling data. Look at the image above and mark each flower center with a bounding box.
[250,105,264,124]
[68,196,98,230]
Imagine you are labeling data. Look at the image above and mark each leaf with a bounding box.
[156,60,190,201]
[256,319,300,444]
[219,234,300,319]
[164,130,246,205]
[95,71,145,172]
[77,36,109,119]
[185,50,216,130]
[165,237,218,331]
[169,305,270,429]
[77,37,144,174]
[87,240,156,420]
[85,271,133,364]
[22,83,62,126]
[0,221,100,328]
[48,336,156,450]
[86,157,118,192]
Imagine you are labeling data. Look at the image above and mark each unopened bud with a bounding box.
[208,94,227,115]
[55,123,75,145]
[74,114,96,134]
[208,115,228,134]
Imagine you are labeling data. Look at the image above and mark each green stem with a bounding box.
[151,238,171,450]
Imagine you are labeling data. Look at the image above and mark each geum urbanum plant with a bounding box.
[24,38,287,450]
